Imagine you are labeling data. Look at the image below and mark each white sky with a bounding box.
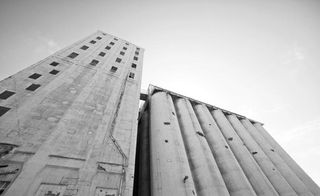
[0,0,319,185]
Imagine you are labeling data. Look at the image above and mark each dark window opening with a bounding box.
[105,46,111,50]
[99,52,106,57]
[26,84,41,91]
[29,73,42,79]
[125,42,129,45]
[110,66,118,72]
[129,72,135,79]
[0,106,11,117]
[136,47,140,51]
[96,36,102,40]
[110,42,115,45]
[252,152,258,155]
[68,52,79,59]
[80,45,89,50]
[49,69,60,75]
[123,47,127,50]
[165,140,168,143]
[134,56,138,61]
[228,137,233,141]
[120,51,125,56]
[50,61,59,66]
[115,58,122,63]
[90,40,96,44]
[89,59,99,66]
[164,122,170,125]
[131,63,137,68]
[0,91,15,100]
[135,51,139,55]
[114,38,118,41]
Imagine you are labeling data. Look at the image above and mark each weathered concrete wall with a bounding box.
[0,31,143,196]
[136,85,320,196]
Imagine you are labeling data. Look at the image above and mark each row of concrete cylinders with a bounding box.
[137,92,320,196]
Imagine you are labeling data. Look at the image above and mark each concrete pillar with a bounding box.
[193,104,256,196]
[212,109,279,196]
[228,115,297,196]
[174,98,229,196]
[137,111,150,196]
[241,119,314,196]
[150,92,197,196]
[253,123,320,195]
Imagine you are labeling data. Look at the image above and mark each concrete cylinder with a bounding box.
[150,92,197,196]
[227,115,297,196]
[241,119,313,196]
[253,123,320,195]
[137,111,150,196]
[211,109,279,196]
[193,104,256,196]
[174,98,229,196]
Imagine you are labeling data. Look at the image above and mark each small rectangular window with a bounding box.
[125,42,129,45]
[131,63,137,68]
[99,52,106,57]
[123,47,127,50]
[0,90,15,100]
[110,42,115,45]
[26,84,41,91]
[136,47,140,51]
[80,45,89,50]
[50,61,59,66]
[114,38,118,41]
[129,72,135,79]
[90,59,99,66]
[120,51,125,56]
[68,52,79,59]
[110,66,118,72]
[0,106,11,117]
[96,36,102,40]
[134,56,138,61]
[115,58,122,63]
[29,73,42,79]
[105,46,111,50]
[135,51,139,55]
[90,40,96,44]
[49,69,60,75]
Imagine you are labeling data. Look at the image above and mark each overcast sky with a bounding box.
[1,0,319,185]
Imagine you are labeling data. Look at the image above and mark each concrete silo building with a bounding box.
[0,31,319,196]
[0,31,143,196]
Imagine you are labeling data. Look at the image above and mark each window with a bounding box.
[134,56,138,61]
[129,72,135,79]
[110,42,115,45]
[80,45,89,50]
[90,40,96,44]
[110,66,118,72]
[90,59,99,66]
[135,51,139,55]
[123,47,127,50]
[99,52,106,57]
[125,42,129,45]
[29,73,42,79]
[131,63,137,68]
[0,90,15,100]
[115,58,122,63]
[49,69,60,75]
[26,84,41,91]
[68,52,79,59]
[105,46,111,50]
[120,51,125,56]
[0,106,10,117]
[96,36,102,40]
[114,38,118,41]
[136,47,140,51]
[50,61,59,66]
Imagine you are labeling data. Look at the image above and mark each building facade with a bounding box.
[0,31,143,196]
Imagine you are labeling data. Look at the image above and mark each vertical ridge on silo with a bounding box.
[174,98,229,196]
[149,92,197,196]
[212,109,279,196]
[227,115,298,196]
[253,123,320,196]
[193,104,257,196]
[241,119,314,196]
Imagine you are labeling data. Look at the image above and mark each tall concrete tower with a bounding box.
[135,85,320,196]
[0,31,143,196]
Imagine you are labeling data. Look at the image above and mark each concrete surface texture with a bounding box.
[0,31,143,196]
[135,85,320,196]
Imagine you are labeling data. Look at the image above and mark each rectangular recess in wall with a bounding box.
[80,45,89,50]
[0,106,11,117]
[50,62,59,66]
[129,72,135,79]
[90,59,99,66]
[96,36,102,40]
[134,56,138,61]
[0,90,15,100]
[90,40,96,44]
[120,51,125,56]
[99,52,106,57]
[67,52,79,59]
[26,84,41,91]
[49,70,60,75]
[131,63,137,68]
[105,46,111,50]
[29,73,42,79]
[110,66,118,72]
[115,58,122,63]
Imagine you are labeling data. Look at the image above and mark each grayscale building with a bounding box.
[0,31,319,196]
[0,31,143,196]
